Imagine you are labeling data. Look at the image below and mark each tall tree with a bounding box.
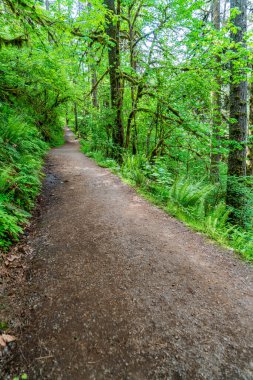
[248,82,253,176]
[87,2,99,109]
[226,0,248,224]
[104,0,124,154]
[210,0,222,181]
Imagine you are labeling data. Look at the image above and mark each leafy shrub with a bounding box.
[226,176,253,229]
[143,158,173,187]
[120,154,147,186]
[80,140,118,169]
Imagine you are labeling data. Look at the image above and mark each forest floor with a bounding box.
[1,129,253,380]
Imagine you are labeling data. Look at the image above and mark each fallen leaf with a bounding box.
[0,336,6,347]
[0,333,17,348]
[2,334,16,343]
[7,255,20,262]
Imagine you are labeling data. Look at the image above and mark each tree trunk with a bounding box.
[210,0,222,182]
[45,0,49,11]
[247,81,253,175]
[86,3,99,109]
[226,0,248,225]
[104,0,124,153]
[74,102,79,136]
[91,69,99,108]
[129,5,137,154]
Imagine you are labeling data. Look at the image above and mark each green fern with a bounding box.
[0,113,48,249]
[0,198,29,249]
[168,177,215,221]
[205,202,230,231]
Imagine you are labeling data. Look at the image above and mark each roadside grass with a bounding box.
[80,140,253,262]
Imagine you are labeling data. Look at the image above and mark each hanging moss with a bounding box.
[0,36,28,48]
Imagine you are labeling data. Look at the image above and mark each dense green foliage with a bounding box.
[75,0,252,259]
[0,0,252,259]
[0,112,47,248]
[0,0,71,249]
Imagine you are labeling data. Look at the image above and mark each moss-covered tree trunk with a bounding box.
[248,82,253,176]
[226,0,248,225]
[210,0,222,182]
[104,0,124,154]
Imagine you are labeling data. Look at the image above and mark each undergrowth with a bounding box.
[0,113,49,250]
[80,140,253,261]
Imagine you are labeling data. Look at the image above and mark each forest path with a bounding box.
[16,129,253,379]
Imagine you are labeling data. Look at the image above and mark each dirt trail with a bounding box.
[7,129,253,379]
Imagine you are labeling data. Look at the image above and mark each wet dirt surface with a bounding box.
[5,129,253,379]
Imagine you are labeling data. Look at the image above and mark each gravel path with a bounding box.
[9,130,253,379]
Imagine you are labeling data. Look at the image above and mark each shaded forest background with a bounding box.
[0,0,252,258]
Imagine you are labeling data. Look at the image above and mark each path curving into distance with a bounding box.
[14,129,253,379]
